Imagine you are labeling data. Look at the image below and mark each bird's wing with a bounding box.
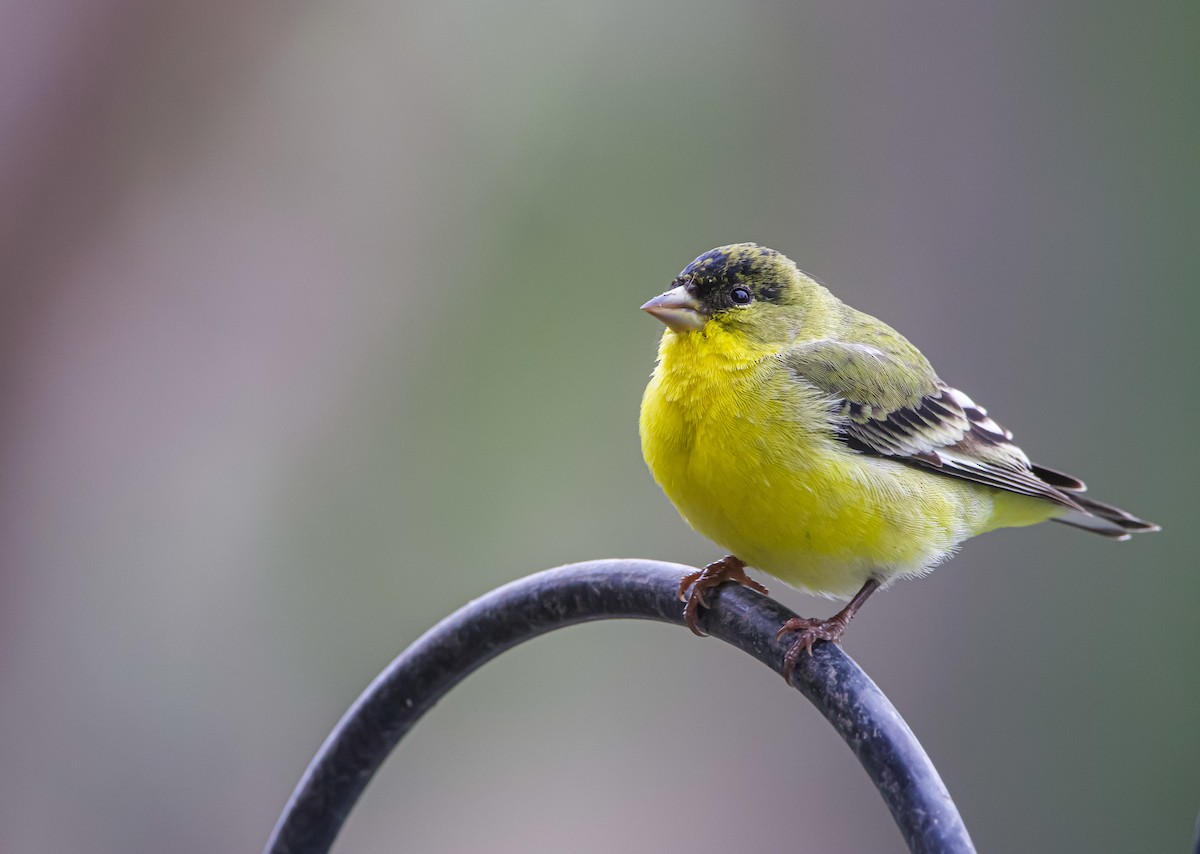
[781,339,1088,511]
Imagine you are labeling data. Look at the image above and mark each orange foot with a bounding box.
[677,555,768,637]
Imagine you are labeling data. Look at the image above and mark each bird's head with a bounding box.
[642,243,825,348]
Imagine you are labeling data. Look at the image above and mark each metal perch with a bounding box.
[263,559,975,853]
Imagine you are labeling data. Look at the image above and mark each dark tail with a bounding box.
[1051,494,1160,540]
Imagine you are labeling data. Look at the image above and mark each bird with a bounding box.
[638,243,1158,681]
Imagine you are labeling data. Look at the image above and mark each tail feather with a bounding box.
[1051,493,1160,540]
[1030,463,1087,492]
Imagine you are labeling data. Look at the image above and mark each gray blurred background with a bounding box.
[1,2,1196,852]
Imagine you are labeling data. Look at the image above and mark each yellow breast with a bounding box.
[639,328,994,597]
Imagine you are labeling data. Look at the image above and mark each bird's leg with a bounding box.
[777,578,881,684]
[677,555,769,637]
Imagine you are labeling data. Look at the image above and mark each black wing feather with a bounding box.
[783,339,1157,535]
[836,384,1089,512]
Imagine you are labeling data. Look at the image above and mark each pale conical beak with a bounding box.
[641,285,707,332]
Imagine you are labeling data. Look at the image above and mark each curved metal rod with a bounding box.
[263,559,975,854]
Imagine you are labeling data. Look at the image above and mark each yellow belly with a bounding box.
[639,330,999,598]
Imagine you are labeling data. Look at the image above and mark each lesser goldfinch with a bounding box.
[639,243,1158,679]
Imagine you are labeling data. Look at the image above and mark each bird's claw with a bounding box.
[777,615,849,685]
[676,570,704,603]
[678,556,768,637]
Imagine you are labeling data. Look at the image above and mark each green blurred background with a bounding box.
[1,2,1197,851]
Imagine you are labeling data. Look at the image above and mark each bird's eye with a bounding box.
[730,287,752,305]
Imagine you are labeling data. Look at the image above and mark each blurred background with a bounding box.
[2,1,1197,851]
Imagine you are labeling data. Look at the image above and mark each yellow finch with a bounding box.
[639,243,1157,678]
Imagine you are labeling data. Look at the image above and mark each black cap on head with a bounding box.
[674,243,787,311]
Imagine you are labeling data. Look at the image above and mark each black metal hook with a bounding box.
[263,559,975,853]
